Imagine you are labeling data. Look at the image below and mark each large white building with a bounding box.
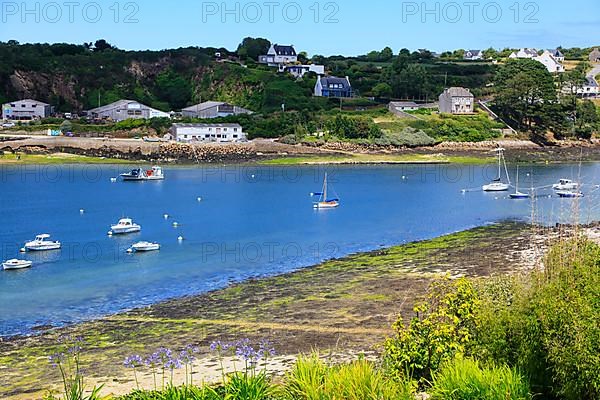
[2,99,54,120]
[258,44,298,67]
[534,50,565,73]
[87,100,170,122]
[509,48,539,59]
[170,123,246,143]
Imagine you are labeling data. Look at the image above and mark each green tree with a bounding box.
[237,37,271,61]
[372,82,392,98]
[155,69,192,110]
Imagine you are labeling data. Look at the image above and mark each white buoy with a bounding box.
[173,222,179,227]
[80,209,85,214]
[20,248,26,253]
[251,174,256,179]
[108,231,113,236]
[197,197,203,202]
[402,176,406,180]
[110,177,117,183]
[178,236,184,242]
[163,214,169,219]
[461,189,467,194]
[127,248,134,254]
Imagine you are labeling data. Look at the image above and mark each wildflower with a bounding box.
[180,344,199,364]
[49,352,66,367]
[258,339,276,359]
[124,355,144,369]
[209,340,230,353]
[165,357,182,371]
[235,341,258,362]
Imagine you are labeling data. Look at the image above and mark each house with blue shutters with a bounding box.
[314,76,353,98]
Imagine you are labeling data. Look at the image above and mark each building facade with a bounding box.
[589,48,600,63]
[509,48,539,59]
[258,44,298,66]
[87,100,170,122]
[285,64,325,78]
[181,101,253,119]
[464,50,483,60]
[2,99,53,120]
[170,123,246,143]
[534,50,565,73]
[314,76,353,98]
[439,87,475,114]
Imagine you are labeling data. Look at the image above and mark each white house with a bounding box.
[170,123,246,143]
[464,50,483,61]
[389,101,420,112]
[87,100,170,122]
[2,99,54,120]
[534,50,565,73]
[547,49,565,62]
[509,48,539,59]
[564,77,599,97]
[258,44,298,67]
[284,64,325,78]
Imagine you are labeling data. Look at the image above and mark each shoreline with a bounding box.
[0,221,549,399]
[4,136,600,166]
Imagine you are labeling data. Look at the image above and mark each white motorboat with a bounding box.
[553,179,579,191]
[556,190,584,198]
[2,259,33,270]
[24,234,61,251]
[120,166,164,181]
[110,218,141,234]
[144,166,165,181]
[313,173,340,209]
[483,148,511,192]
[130,241,160,252]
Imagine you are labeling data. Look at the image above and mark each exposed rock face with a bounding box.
[8,70,80,108]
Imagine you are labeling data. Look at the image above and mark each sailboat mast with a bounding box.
[323,173,328,201]
[515,165,519,192]
[503,151,511,185]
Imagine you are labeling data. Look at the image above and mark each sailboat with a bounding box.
[483,148,511,192]
[509,165,530,199]
[313,173,340,209]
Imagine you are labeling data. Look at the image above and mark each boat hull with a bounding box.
[3,260,33,270]
[314,202,340,209]
[110,227,141,234]
[483,183,510,192]
[132,243,160,252]
[556,191,584,198]
[509,193,530,199]
[25,243,61,251]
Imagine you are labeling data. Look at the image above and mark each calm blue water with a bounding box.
[1,163,600,337]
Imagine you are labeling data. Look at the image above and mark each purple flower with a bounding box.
[49,352,65,367]
[235,340,258,362]
[180,345,199,364]
[209,340,230,353]
[165,357,182,371]
[258,339,276,359]
[154,347,172,365]
[124,355,144,369]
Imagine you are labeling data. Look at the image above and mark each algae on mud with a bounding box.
[0,222,540,399]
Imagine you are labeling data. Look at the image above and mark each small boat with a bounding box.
[24,234,61,251]
[509,166,530,199]
[120,168,146,181]
[110,218,141,234]
[120,166,164,181]
[314,173,340,209]
[556,190,584,198]
[483,148,511,192]
[130,241,160,252]
[2,259,33,270]
[553,179,579,191]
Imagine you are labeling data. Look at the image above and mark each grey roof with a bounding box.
[172,123,242,128]
[88,99,151,113]
[390,101,420,108]
[465,50,482,56]
[590,48,600,59]
[586,77,599,87]
[320,76,351,88]
[523,48,539,56]
[547,49,564,57]
[182,101,226,112]
[273,44,296,56]
[443,87,474,97]
[6,99,50,106]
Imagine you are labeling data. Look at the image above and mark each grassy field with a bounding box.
[261,153,494,165]
[0,152,132,165]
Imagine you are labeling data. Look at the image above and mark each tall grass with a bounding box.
[430,358,531,400]
[283,354,413,400]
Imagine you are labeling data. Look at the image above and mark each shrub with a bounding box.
[430,357,531,400]
[382,127,437,147]
[284,354,413,400]
[383,277,479,384]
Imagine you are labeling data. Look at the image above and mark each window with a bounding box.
[184,135,188,139]
[22,104,26,108]
[205,134,210,138]
[10,104,15,107]
[233,135,238,138]
[234,128,238,132]
[32,104,37,108]
[224,128,227,132]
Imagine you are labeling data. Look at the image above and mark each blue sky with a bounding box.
[1,0,598,55]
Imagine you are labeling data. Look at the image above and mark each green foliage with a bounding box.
[237,37,271,61]
[409,114,503,142]
[283,354,414,400]
[118,385,220,400]
[375,127,437,147]
[60,120,73,133]
[383,277,479,383]
[325,115,382,139]
[430,357,531,400]
[474,239,600,399]
[155,69,192,110]
[224,372,273,400]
